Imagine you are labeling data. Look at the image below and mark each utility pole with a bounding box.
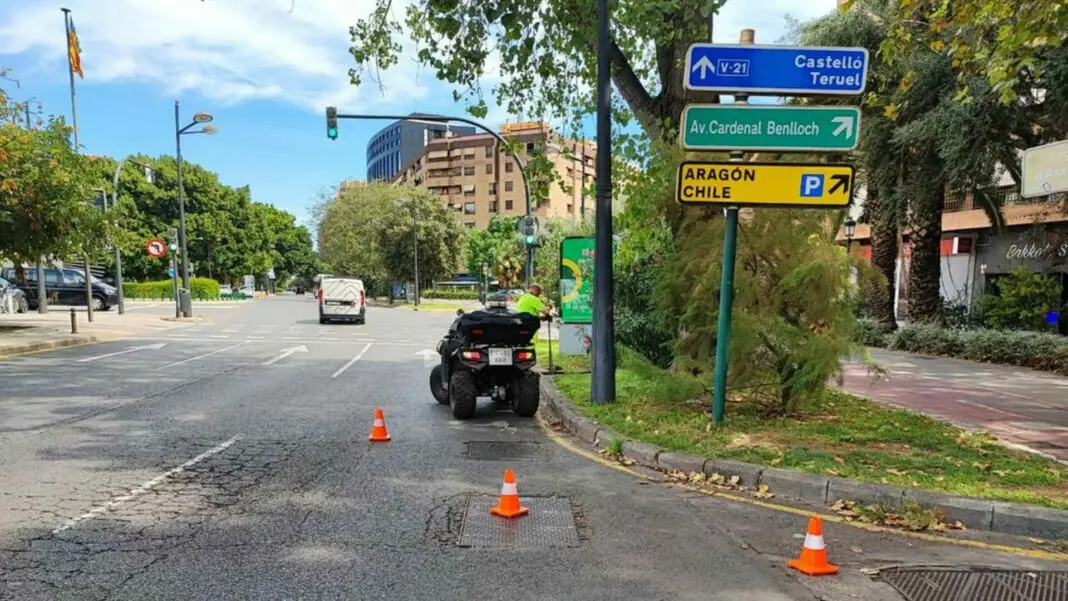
[590,0,615,404]
[175,101,191,317]
[413,202,420,307]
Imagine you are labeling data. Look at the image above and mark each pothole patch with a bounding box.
[457,495,580,548]
[464,441,547,462]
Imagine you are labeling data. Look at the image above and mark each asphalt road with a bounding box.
[0,295,1061,600]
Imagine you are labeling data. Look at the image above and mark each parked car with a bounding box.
[0,276,29,313]
[238,285,255,298]
[0,267,119,311]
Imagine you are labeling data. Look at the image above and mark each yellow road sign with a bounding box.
[676,161,855,208]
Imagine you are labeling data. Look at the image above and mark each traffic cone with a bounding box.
[368,407,391,442]
[788,516,838,576]
[489,469,528,518]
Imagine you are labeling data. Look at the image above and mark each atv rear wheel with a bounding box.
[449,369,478,419]
[511,371,540,417]
[429,365,449,404]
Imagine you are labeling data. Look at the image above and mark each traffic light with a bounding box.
[325,106,338,140]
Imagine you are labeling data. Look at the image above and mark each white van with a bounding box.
[318,277,366,324]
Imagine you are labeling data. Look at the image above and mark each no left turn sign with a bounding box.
[146,238,167,259]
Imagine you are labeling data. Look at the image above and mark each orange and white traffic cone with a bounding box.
[788,516,838,576]
[368,407,391,442]
[489,469,528,519]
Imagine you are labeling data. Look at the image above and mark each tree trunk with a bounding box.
[906,176,945,325]
[866,187,900,330]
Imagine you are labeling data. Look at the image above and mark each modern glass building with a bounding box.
[366,113,475,181]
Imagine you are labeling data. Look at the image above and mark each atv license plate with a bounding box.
[488,348,513,366]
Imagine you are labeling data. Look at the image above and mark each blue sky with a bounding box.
[0,0,837,227]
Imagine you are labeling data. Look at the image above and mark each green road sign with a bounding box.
[681,105,861,152]
[559,236,594,324]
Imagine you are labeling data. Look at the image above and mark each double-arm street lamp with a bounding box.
[109,158,156,314]
[175,101,217,317]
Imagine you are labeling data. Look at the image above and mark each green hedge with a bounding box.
[124,278,222,300]
[883,324,1068,376]
[422,287,479,300]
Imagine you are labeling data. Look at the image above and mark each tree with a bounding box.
[0,92,109,269]
[315,181,467,287]
[465,215,521,276]
[887,0,1068,104]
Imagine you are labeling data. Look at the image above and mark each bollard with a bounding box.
[70,307,78,334]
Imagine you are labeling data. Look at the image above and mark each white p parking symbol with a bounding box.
[800,174,824,197]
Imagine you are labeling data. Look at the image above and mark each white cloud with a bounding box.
[0,0,837,123]
[0,0,434,111]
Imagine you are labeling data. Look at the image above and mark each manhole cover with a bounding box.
[878,568,1068,601]
[457,495,579,548]
[465,441,546,461]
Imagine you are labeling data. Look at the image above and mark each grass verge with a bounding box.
[547,345,1068,510]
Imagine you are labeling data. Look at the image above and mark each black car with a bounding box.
[0,267,119,311]
[0,276,29,313]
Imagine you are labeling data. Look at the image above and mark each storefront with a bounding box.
[973,224,1068,332]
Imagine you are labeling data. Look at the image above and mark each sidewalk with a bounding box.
[842,348,1068,461]
[0,309,188,357]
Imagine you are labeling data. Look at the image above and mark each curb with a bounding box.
[538,375,1068,539]
[0,334,102,358]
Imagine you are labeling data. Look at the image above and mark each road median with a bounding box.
[536,344,1068,539]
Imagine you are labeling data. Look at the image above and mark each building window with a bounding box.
[464,203,476,214]
[464,166,476,176]
[505,181,514,192]
[485,145,494,158]
[486,163,493,174]
[489,201,498,213]
[463,184,476,196]
[464,221,476,228]
[526,142,535,153]
[505,162,514,173]
[505,200,514,210]
[489,183,497,194]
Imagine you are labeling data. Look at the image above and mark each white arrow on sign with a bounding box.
[263,345,308,365]
[691,56,716,79]
[831,116,855,139]
[77,343,166,363]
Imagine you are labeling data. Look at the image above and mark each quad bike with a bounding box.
[429,307,541,419]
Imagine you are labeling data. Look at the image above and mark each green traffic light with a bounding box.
[327,127,338,140]
[525,235,535,245]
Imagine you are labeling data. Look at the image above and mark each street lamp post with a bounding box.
[844,216,857,252]
[174,100,217,318]
[110,159,155,315]
[412,201,420,307]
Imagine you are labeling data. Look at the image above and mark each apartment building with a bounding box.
[392,121,597,229]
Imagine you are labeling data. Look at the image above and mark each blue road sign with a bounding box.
[685,44,869,96]
[168,266,176,278]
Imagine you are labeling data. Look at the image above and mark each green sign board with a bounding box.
[681,104,861,152]
[559,236,594,324]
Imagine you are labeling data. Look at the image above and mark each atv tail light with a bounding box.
[516,351,534,361]
[461,351,481,360]
[471,328,484,335]
[360,290,366,307]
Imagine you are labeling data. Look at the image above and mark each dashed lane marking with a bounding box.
[51,436,239,534]
[331,343,373,379]
[160,340,250,369]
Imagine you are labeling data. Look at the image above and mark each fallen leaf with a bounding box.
[850,545,864,554]
[834,456,846,465]
[950,520,967,530]
[792,533,806,539]
[708,472,726,485]
[754,484,774,499]
[993,470,1009,477]
[688,471,705,483]
[825,469,841,476]
[1029,537,1048,545]
[770,456,783,466]
[972,462,992,472]
[705,423,712,433]
[740,543,750,550]
[728,475,740,487]
[886,468,909,477]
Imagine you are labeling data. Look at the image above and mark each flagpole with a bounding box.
[60,7,79,149]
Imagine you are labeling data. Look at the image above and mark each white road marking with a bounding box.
[160,340,250,369]
[77,343,166,363]
[52,436,239,534]
[248,335,265,339]
[263,345,309,365]
[331,343,373,379]
[321,337,338,341]
[128,337,414,346]
[167,333,188,338]
[210,335,230,339]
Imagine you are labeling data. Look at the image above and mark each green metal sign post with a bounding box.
[681,105,860,152]
[559,236,594,324]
